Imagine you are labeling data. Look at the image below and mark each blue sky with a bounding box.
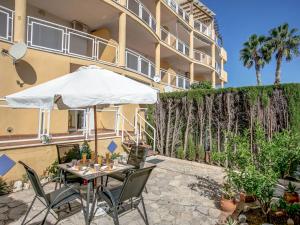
[201,0,300,87]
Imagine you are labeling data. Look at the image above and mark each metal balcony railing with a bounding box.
[160,69,190,90]
[126,49,156,80]
[0,6,14,43]
[127,0,156,32]
[164,0,189,23]
[215,62,221,75]
[194,20,212,38]
[194,49,212,66]
[27,16,118,65]
[161,27,190,57]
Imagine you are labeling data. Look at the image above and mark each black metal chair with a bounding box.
[94,165,156,225]
[106,145,148,185]
[56,144,83,185]
[19,161,83,225]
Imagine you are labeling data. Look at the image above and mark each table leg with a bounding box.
[85,180,92,225]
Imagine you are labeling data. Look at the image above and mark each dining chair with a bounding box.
[94,165,156,225]
[105,145,148,186]
[19,161,83,225]
[56,144,83,185]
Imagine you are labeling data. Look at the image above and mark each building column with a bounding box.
[189,62,194,84]
[118,12,127,67]
[189,2,194,27]
[189,30,194,59]
[221,81,224,88]
[211,71,216,88]
[211,43,216,68]
[14,0,27,43]
[155,43,161,77]
[155,0,161,38]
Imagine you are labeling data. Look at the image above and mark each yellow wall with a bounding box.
[2,137,123,182]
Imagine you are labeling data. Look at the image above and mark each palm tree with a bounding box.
[240,34,270,86]
[268,23,300,85]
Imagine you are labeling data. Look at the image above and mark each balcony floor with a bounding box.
[1,155,229,225]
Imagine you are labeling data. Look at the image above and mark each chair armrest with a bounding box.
[42,177,60,187]
[96,184,117,206]
[50,185,81,207]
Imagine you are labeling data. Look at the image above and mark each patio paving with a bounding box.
[1,155,227,225]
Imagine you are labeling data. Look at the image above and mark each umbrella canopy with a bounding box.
[6,65,157,109]
[5,65,158,160]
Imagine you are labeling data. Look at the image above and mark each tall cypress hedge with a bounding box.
[148,83,300,158]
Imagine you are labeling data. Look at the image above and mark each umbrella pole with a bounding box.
[94,105,98,161]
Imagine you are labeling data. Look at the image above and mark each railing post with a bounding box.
[121,116,124,142]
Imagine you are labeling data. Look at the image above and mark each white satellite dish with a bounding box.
[153,75,161,83]
[1,42,27,64]
[164,85,173,93]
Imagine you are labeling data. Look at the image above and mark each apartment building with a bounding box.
[0,0,227,180]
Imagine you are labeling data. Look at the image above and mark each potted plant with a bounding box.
[220,183,237,212]
[284,182,300,203]
[41,134,51,144]
[285,203,300,225]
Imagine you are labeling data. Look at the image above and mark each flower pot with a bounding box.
[240,192,256,203]
[220,197,237,212]
[284,191,300,203]
[287,218,294,225]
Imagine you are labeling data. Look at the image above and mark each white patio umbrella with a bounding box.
[5,65,158,158]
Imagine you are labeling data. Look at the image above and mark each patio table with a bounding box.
[57,162,134,225]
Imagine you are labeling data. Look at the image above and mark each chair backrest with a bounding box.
[18,161,49,205]
[56,144,80,164]
[119,165,156,203]
[127,145,148,169]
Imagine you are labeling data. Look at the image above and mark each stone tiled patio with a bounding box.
[1,156,227,225]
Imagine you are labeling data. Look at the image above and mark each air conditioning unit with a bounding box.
[71,20,89,33]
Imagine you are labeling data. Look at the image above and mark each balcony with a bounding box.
[126,0,156,32]
[0,6,13,43]
[160,69,190,90]
[215,62,221,75]
[161,27,190,57]
[194,49,212,67]
[26,16,118,65]
[194,20,212,39]
[163,0,189,23]
[125,49,156,80]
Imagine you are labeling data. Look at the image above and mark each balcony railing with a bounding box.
[127,0,156,32]
[215,62,221,75]
[126,49,156,80]
[194,20,212,38]
[0,6,13,42]
[27,16,118,65]
[194,49,212,66]
[161,27,190,57]
[164,0,189,23]
[160,69,190,90]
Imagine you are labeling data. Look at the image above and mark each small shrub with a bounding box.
[0,177,11,196]
[46,159,59,178]
[190,81,212,90]
[177,146,185,159]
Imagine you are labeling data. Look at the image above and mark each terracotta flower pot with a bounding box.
[284,191,300,203]
[240,192,256,203]
[220,197,237,212]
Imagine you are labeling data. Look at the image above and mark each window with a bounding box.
[68,110,86,132]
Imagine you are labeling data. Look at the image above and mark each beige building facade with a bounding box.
[0,0,227,181]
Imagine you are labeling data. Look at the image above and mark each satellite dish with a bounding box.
[164,85,173,93]
[1,42,27,64]
[153,75,161,83]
